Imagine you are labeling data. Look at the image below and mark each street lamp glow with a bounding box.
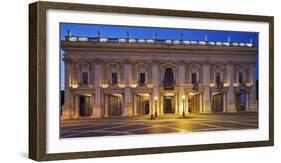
[182,95,186,99]
[154,96,158,100]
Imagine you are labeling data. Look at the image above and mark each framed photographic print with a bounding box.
[29,1,274,161]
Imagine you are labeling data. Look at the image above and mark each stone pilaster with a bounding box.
[133,95,137,116]
[175,94,178,114]
[199,93,203,113]
[149,94,153,115]
[178,64,186,114]
[152,63,159,116]
[62,59,73,120]
[203,63,211,113]
[74,95,79,118]
[152,87,160,116]
[123,63,133,116]
[152,63,159,87]
[249,64,258,111]
[104,94,109,117]
[246,93,249,111]
[90,62,95,85]
[226,64,236,112]
[223,93,227,112]
[92,62,102,118]
[124,88,133,116]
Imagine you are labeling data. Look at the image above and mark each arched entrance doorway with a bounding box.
[109,95,122,116]
[236,92,246,111]
[144,101,150,114]
[135,94,150,115]
[212,93,223,112]
[79,96,90,117]
[189,93,200,113]
[164,96,175,113]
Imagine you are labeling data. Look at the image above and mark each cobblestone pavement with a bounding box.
[60,112,258,138]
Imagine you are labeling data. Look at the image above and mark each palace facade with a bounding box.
[61,33,258,120]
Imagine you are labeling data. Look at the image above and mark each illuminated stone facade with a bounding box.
[61,35,258,119]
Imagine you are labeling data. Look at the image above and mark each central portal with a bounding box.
[164,96,174,113]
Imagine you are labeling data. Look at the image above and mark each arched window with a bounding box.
[135,63,148,87]
[189,63,200,83]
[237,64,248,86]
[139,72,146,86]
[163,68,174,89]
[77,62,90,86]
[214,64,225,90]
[82,72,89,85]
[111,72,118,85]
[107,63,120,86]
[164,68,174,82]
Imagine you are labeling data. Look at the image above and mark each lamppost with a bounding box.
[182,95,186,118]
[154,96,158,119]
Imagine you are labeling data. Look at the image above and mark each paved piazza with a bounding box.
[60,112,258,138]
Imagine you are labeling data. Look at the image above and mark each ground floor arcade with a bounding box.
[61,86,256,119]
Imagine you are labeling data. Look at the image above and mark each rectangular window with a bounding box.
[239,72,243,83]
[191,73,197,84]
[112,73,118,85]
[139,73,146,85]
[216,73,221,83]
[82,72,88,84]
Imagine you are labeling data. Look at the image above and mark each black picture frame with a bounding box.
[29,1,274,161]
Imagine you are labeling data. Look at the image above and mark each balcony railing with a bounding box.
[64,35,255,48]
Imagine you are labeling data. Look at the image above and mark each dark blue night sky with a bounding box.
[60,23,259,90]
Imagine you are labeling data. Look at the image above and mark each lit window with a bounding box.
[191,73,197,84]
[82,72,88,84]
[139,73,146,86]
[112,73,118,85]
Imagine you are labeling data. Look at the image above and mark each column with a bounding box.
[223,93,227,112]
[123,63,133,116]
[133,94,137,116]
[74,95,79,118]
[175,94,178,114]
[159,95,163,115]
[62,59,73,119]
[184,95,189,114]
[226,63,236,112]
[152,63,159,117]
[245,93,249,111]
[199,93,203,113]
[104,94,109,117]
[178,64,186,115]
[90,62,95,86]
[203,63,211,113]
[92,62,102,118]
[149,94,153,115]
[249,64,257,111]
